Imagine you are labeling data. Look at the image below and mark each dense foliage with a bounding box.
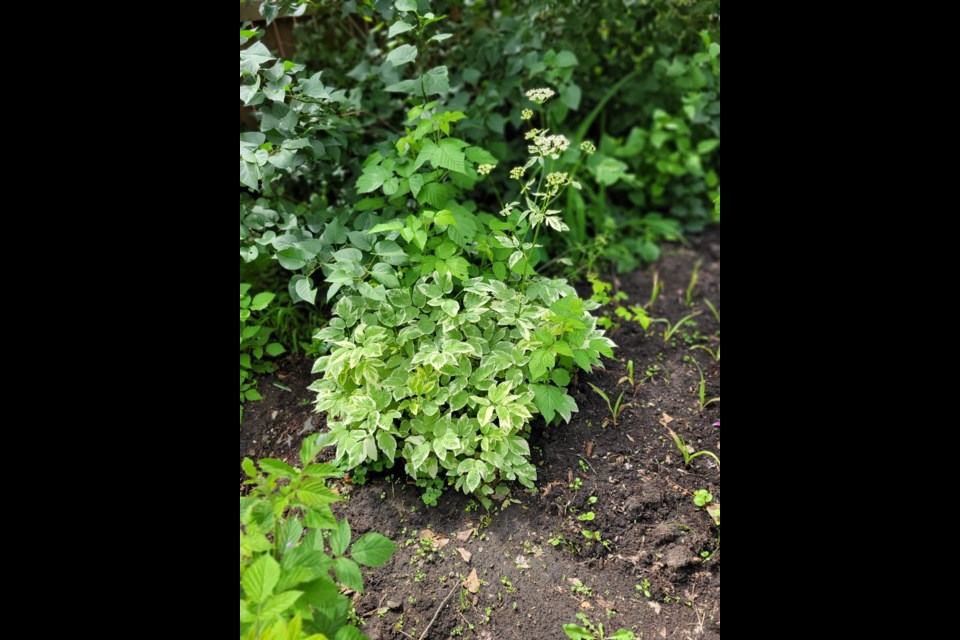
[241,2,719,635]
[241,435,396,639]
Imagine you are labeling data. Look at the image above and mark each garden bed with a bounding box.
[240,228,720,639]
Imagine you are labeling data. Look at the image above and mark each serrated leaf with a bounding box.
[356,166,392,194]
[333,557,364,592]
[352,532,397,567]
[242,554,280,604]
[531,384,578,424]
[416,182,450,208]
[298,478,343,507]
[330,518,351,556]
[258,590,303,622]
[259,458,297,478]
[529,349,555,380]
[386,44,418,67]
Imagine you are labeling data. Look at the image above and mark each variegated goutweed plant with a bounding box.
[310,90,615,507]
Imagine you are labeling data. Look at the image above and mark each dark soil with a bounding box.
[240,228,721,639]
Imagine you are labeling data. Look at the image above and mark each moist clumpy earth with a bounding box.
[240,228,721,639]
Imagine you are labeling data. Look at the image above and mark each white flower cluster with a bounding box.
[529,133,570,160]
[521,108,534,121]
[546,172,569,187]
[525,88,555,104]
[477,164,496,175]
[510,166,526,180]
[579,140,596,155]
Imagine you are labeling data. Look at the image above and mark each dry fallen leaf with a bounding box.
[514,555,531,569]
[597,596,616,611]
[586,441,595,457]
[419,530,435,540]
[435,537,450,549]
[647,601,662,615]
[567,578,583,587]
[463,569,481,594]
[579,601,593,610]
[660,626,667,638]
[456,528,476,541]
[456,547,472,563]
[659,413,674,427]
[625,433,635,443]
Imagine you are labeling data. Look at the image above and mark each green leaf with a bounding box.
[408,173,425,198]
[370,263,400,288]
[351,532,397,567]
[375,241,407,266]
[529,349,555,380]
[395,0,417,11]
[563,625,594,640]
[259,458,297,478]
[257,590,303,622]
[531,384,579,424]
[356,166,393,194]
[242,554,280,604]
[441,300,459,317]
[697,139,720,154]
[593,157,629,186]
[300,434,326,466]
[464,146,497,165]
[298,478,344,507]
[388,20,416,37]
[466,468,482,493]
[445,256,470,281]
[333,557,364,592]
[294,276,318,305]
[555,50,579,67]
[277,247,309,270]
[561,83,582,110]
[376,431,397,463]
[242,457,257,478]
[551,368,571,386]
[330,518,351,556]
[417,182,450,208]
[266,343,285,356]
[422,66,450,96]
[435,241,457,260]
[250,292,275,311]
[386,44,418,67]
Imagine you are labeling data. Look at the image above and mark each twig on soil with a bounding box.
[418,584,460,640]
[397,631,417,640]
[360,594,388,617]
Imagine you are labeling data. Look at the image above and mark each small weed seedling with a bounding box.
[619,360,636,388]
[691,344,720,362]
[588,383,631,427]
[577,511,596,522]
[704,298,720,323]
[569,476,583,491]
[579,459,590,474]
[636,579,652,599]
[685,259,702,306]
[647,271,663,309]
[691,359,720,413]
[564,612,637,640]
[666,428,720,470]
[694,492,721,562]
[653,311,702,344]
